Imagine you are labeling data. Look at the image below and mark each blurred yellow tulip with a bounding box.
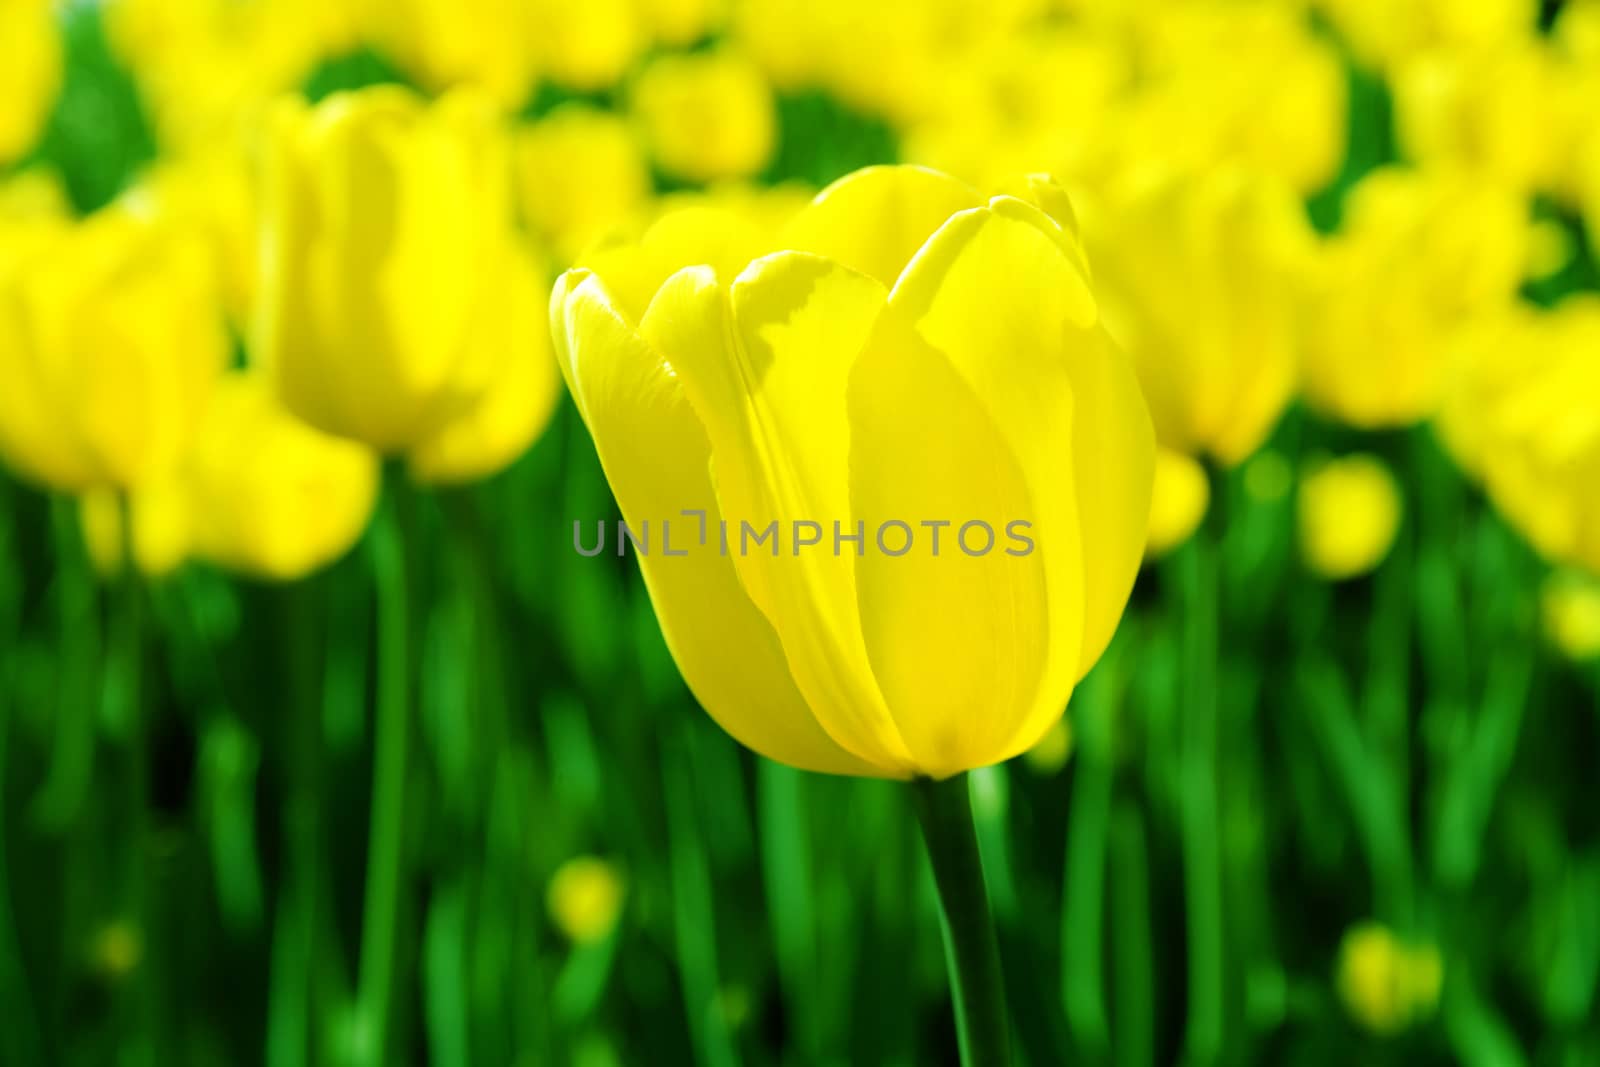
[133,144,261,328]
[106,0,327,149]
[1395,42,1566,196]
[183,373,379,581]
[1465,298,1600,575]
[547,856,625,945]
[1302,167,1528,428]
[79,483,190,580]
[1336,922,1444,1036]
[0,201,228,492]
[0,0,61,165]
[409,242,562,485]
[257,86,517,453]
[1314,0,1537,70]
[552,165,1154,778]
[1298,454,1403,581]
[363,0,535,108]
[637,0,724,46]
[527,0,644,91]
[1542,570,1600,661]
[630,50,776,184]
[514,105,651,261]
[1085,166,1313,466]
[1145,448,1210,558]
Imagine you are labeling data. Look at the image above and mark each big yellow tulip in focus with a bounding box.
[552,165,1155,779]
[256,86,519,455]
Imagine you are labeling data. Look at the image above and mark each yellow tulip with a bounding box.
[547,856,625,945]
[637,0,724,46]
[552,165,1154,778]
[362,0,535,108]
[0,201,228,492]
[1313,0,1537,70]
[526,0,643,91]
[514,105,651,262]
[1542,570,1600,661]
[1302,167,1528,428]
[1084,166,1313,466]
[0,0,61,165]
[79,482,190,580]
[1466,299,1600,574]
[1145,447,1210,558]
[630,50,776,184]
[106,0,327,149]
[1395,43,1565,196]
[409,241,562,485]
[1298,454,1403,581]
[133,144,261,328]
[1336,922,1444,1036]
[257,86,517,453]
[1114,7,1345,195]
[180,373,378,581]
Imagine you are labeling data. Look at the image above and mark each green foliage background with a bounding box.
[2,5,1599,1066]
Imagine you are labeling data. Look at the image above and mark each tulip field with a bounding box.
[3,1,1600,1065]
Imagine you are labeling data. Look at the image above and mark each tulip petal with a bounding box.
[640,255,917,776]
[846,305,1056,777]
[551,269,881,777]
[780,164,983,288]
[893,197,1152,745]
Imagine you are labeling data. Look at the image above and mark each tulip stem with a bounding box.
[356,473,413,1067]
[910,773,1012,1067]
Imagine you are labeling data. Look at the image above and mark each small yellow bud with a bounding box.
[1298,454,1403,581]
[547,856,625,945]
[1145,448,1210,558]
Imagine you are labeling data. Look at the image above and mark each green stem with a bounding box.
[910,773,1011,1067]
[356,475,413,1067]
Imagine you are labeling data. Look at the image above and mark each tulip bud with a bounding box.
[630,50,777,184]
[1298,454,1403,581]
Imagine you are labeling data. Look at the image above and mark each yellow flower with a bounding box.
[515,105,651,262]
[1336,922,1444,1036]
[1302,167,1528,428]
[1314,0,1537,71]
[79,483,190,580]
[133,143,261,328]
[183,372,379,581]
[547,856,625,945]
[1298,454,1403,581]
[256,86,517,453]
[637,0,724,46]
[552,165,1155,779]
[1394,42,1565,196]
[0,0,61,165]
[409,241,562,485]
[630,50,776,184]
[106,0,327,149]
[0,201,229,492]
[363,0,535,108]
[1145,448,1209,558]
[1084,166,1313,466]
[1465,298,1600,574]
[1114,7,1346,195]
[526,0,643,91]
[1542,570,1600,661]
